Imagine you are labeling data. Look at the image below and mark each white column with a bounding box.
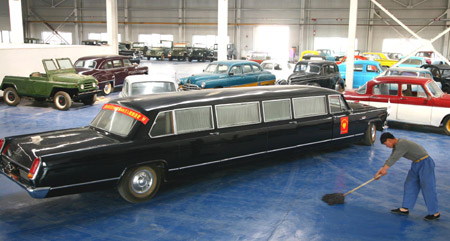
[106,0,118,54]
[218,0,228,61]
[9,0,24,44]
[124,0,129,42]
[345,0,358,90]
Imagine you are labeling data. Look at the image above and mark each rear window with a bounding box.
[91,104,149,137]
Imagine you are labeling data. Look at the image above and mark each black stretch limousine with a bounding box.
[0,86,387,203]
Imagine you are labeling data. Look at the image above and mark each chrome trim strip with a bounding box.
[49,177,120,190]
[0,169,49,198]
[168,133,364,171]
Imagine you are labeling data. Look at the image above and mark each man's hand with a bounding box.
[375,165,389,180]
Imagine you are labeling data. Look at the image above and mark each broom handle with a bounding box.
[344,175,381,196]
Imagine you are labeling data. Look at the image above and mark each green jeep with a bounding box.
[168,43,189,61]
[145,46,170,60]
[188,44,209,62]
[1,58,100,111]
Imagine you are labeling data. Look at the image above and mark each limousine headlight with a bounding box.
[201,82,206,88]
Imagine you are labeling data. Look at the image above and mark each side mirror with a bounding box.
[229,72,234,76]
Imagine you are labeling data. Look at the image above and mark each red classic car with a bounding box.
[343,76,450,135]
[75,55,148,95]
[336,55,367,65]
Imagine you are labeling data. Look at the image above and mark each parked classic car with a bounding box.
[316,49,337,61]
[336,55,367,65]
[338,60,383,88]
[420,64,450,93]
[188,44,209,62]
[278,60,345,91]
[397,57,427,68]
[248,51,270,64]
[260,60,293,82]
[118,43,141,64]
[118,74,178,98]
[343,76,450,135]
[168,43,190,61]
[75,55,148,95]
[299,50,319,61]
[382,67,433,79]
[415,51,445,65]
[178,60,276,90]
[1,58,99,110]
[363,52,398,68]
[131,42,148,59]
[302,55,326,61]
[0,85,388,203]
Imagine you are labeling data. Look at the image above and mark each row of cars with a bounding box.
[1,53,449,204]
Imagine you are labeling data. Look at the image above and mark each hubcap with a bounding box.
[131,169,154,194]
[7,91,14,101]
[58,96,66,106]
[446,120,450,132]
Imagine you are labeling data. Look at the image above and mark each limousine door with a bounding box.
[266,97,333,152]
[329,95,367,141]
[174,103,267,170]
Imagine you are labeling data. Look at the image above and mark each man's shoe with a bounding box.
[424,214,440,221]
[391,208,409,215]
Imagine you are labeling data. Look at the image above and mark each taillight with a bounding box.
[28,157,41,180]
[0,138,7,155]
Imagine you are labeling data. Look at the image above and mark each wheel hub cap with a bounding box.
[131,170,153,194]
[58,96,65,105]
[7,92,14,101]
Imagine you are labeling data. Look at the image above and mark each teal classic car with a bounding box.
[338,60,383,88]
[178,60,276,90]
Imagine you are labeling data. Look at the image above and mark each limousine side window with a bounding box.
[149,106,214,137]
[292,96,327,118]
[329,95,348,113]
[262,99,292,122]
[174,106,214,134]
[216,102,260,128]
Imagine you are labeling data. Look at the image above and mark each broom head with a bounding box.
[322,193,345,205]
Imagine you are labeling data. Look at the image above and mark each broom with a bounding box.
[322,175,381,205]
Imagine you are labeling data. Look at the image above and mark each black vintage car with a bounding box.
[421,64,450,93]
[188,45,209,62]
[277,60,345,91]
[0,86,387,203]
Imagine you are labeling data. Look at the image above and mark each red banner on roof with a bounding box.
[102,104,149,125]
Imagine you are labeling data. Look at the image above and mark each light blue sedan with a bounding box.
[338,60,383,88]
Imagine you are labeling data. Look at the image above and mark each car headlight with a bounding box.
[80,84,84,90]
[201,82,206,88]
[92,82,96,87]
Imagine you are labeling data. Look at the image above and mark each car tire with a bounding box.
[169,57,173,61]
[443,116,450,135]
[118,165,161,203]
[103,82,112,95]
[188,57,192,62]
[81,94,97,105]
[202,55,206,62]
[54,91,72,111]
[4,87,21,106]
[161,54,165,60]
[361,122,376,146]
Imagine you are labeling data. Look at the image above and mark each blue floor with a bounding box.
[1,61,450,241]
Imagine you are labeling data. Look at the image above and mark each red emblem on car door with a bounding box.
[340,117,349,134]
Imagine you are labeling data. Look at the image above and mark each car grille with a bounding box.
[182,83,201,91]
[83,82,95,89]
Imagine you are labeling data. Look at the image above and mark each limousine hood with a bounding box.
[2,127,119,169]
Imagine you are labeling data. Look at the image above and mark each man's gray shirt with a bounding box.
[384,139,429,167]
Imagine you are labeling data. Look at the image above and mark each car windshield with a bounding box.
[57,59,74,70]
[426,81,444,98]
[261,63,273,70]
[294,63,308,72]
[133,43,145,48]
[356,83,367,94]
[204,64,218,73]
[131,81,176,96]
[75,60,96,69]
[44,60,58,71]
[90,107,139,137]
[305,64,321,73]
[403,59,422,65]
[416,52,432,57]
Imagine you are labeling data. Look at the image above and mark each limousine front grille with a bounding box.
[182,83,201,91]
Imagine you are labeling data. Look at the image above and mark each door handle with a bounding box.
[289,121,298,124]
[209,132,220,136]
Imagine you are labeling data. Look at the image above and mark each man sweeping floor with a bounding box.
[375,132,440,221]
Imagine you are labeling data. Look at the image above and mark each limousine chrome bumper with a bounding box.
[0,168,50,198]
